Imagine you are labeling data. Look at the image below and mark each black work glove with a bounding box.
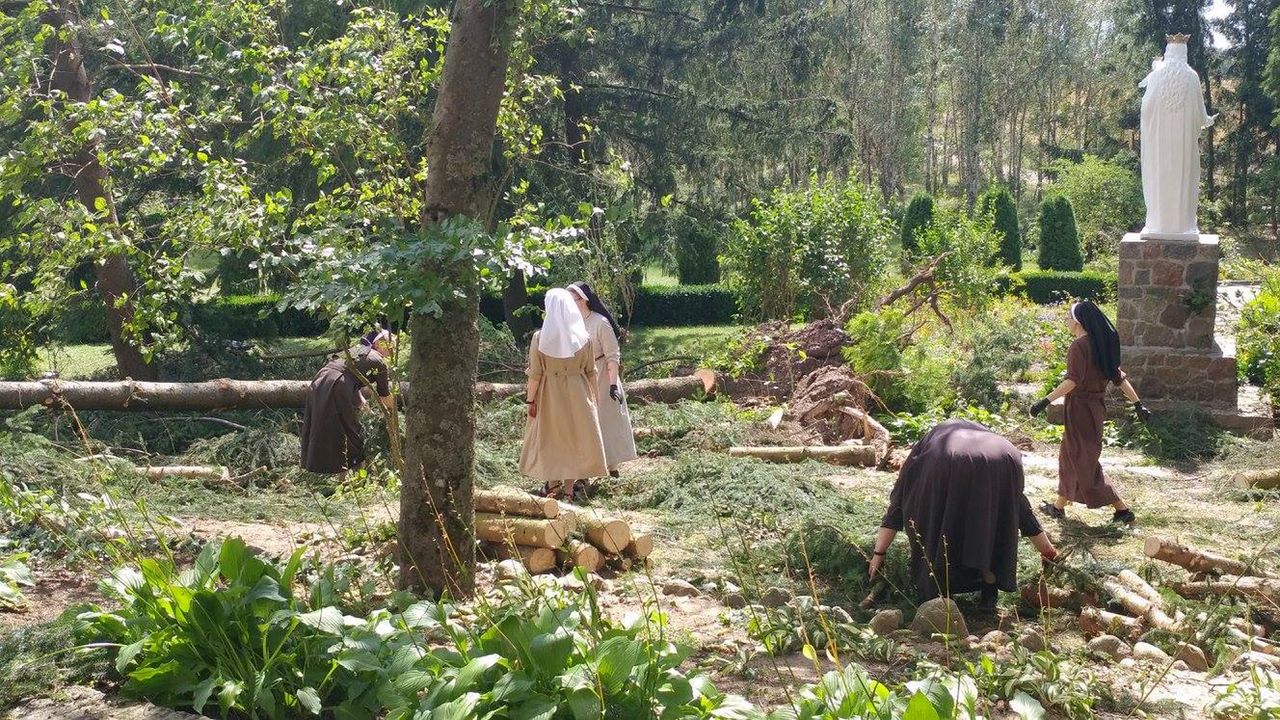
[1029,398,1050,417]
[609,384,622,404]
[1132,401,1151,424]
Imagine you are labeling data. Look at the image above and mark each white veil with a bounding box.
[538,288,590,359]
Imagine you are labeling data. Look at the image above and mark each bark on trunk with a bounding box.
[44,0,154,380]
[1101,578,1180,631]
[1079,607,1143,639]
[474,487,559,519]
[1144,536,1250,576]
[501,271,536,341]
[474,513,570,549]
[1172,575,1280,604]
[1234,468,1280,491]
[399,0,514,599]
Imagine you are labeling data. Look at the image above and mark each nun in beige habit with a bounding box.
[519,288,609,500]
[568,281,638,476]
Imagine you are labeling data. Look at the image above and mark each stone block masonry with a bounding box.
[1116,233,1238,407]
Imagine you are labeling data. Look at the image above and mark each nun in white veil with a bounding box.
[518,288,609,499]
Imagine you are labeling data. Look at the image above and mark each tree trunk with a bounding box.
[728,444,878,467]
[399,0,514,599]
[1144,536,1250,576]
[44,0,154,380]
[474,487,560,519]
[502,271,536,341]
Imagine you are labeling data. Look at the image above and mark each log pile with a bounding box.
[474,487,651,576]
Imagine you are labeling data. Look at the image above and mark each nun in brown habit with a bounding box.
[1029,301,1151,525]
[300,329,396,479]
[869,420,1058,607]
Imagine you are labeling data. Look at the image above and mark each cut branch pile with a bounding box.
[474,486,650,575]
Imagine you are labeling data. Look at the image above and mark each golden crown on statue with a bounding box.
[1166,33,1191,44]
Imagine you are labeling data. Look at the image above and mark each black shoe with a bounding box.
[1112,508,1136,525]
[609,470,620,478]
[1040,502,1066,520]
[977,583,999,613]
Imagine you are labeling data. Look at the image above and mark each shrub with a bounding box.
[625,284,736,326]
[1038,195,1083,271]
[1049,155,1143,258]
[188,294,328,340]
[1238,272,1280,403]
[1000,270,1116,304]
[721,175,893,320]
[671,210,722,284]
[900,192,934,257]
[913,208,1002,308]
[952,304,1041,407]
[981,185,1021,270]
[843,310,956,413]
[52,296,110,344]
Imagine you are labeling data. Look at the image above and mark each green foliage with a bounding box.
[0,284,40,378]
[1238,271,1280,403]
[783,520,912,609]
[1037,195,1083,272]
[1000,270,1116,304]
[672,209,724,284]
[900,192,935,257]
[183,426,304,482]
[965,649,1102,719]
[1048,155,1143,259]
[627,285,738,326]
[0,551,33,610]
[981,185,1022,270]
[53,297,112,344]
[950,304,1042,407]
[912,207,1002,308]
[1116,405,1229,464]
[187,294,328,341]
[0,611,111,707]
[843,310,955,414]
[721,176,893,321]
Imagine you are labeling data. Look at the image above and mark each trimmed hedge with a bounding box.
[1037,194,1083,271]
[997,270,1116,304]
[981,185,1021,271]
[481,284,737,328]
[900,192,934,256]
[188,294,328,340]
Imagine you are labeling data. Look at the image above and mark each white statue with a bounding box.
[1139,34,1214,240]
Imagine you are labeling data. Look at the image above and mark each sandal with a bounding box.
[1039,502,1066,520]
[572,482,592,504]
[1112,508,1136,525]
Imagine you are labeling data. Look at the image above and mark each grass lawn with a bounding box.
[624,324,745,377]
[38,344,117,380]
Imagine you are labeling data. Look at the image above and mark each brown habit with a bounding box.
[1058,335,1122,508]
[300,347,390,474]
[881,420,1043,601]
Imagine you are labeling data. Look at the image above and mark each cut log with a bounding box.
[474,513,569,549]
[558,540,604,573]
[1020,581,1097,612]
[624,533,654,560]
[1117,569,1166,607]
[0,375,719,411]
[145,465,231,483]
[1228,628,1280,658]
[574,509,631,554]
[1080,607,1144,638]
[1145,536,1249,576]
[1234,469,1280,491]
[727,444,878,467]
[490,543,557,574]
[474,487,559,519]
[1172,575,1280,604]
[1102,578,1181,631]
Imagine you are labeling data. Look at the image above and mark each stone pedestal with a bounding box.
[1116,233,1237,407]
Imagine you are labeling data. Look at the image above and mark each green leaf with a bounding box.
[1010,691,1046,720]
[528,628,574,675]
[298,606,345,634]
[800,644,816,662]
[509,695,556,720]
[245,576,286,604]
[196,151,209,163]
[115,640,144,673]
[191,678,216,715]
[594,636,645,695]
[297,687,322,715]
[567,686,603,720]
[902,692,941,720]
[336,650,383,673]
[93,197,106,212]
[449,654,500,697]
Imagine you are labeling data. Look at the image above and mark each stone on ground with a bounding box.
[1018,628,1046,652]
[981,630,1011,647]
[722,592,747,609]
[1133,642,1172,664]
[1087,634,1131,659]
[910,598,968,638]
[1174,643,1209,672]
[662,579,700,597]
[496,559,529,582]
[869,609,903,636]
[761,586,792,608]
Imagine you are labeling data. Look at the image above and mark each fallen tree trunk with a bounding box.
[144,465,231,482]
[727,444,878,467]
[1102,578,1181,631]
[474,513,569,549]
[1117,569,1166,607]
[624,533,654,560]
[558,540,604,573]
[490,543,557,574]
[1145,536,1250,576]
[1173,575,1280,604]
[575,510,631,554]
[474,487,559,519]
[0,376,717,411]
[1228,628,1280,659]
[1234,469,1280,491]
[1080,607,1144,638]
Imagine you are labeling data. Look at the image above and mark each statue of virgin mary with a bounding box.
[1139,34,1214,239]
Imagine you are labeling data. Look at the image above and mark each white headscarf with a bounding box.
[538,288,590,359]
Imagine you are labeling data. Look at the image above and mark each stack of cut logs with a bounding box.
[473,486,653,575]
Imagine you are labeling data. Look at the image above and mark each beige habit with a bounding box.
[583,312,638,469]
[518,331,609,481]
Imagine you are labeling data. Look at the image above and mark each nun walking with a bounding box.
[1029,301,1151,524]
[519,289,609,500]
[568,281,638,478]
[300,329,396,480]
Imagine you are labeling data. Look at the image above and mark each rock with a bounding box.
[910,598,968,639]
[1172,660,1190,671]
[1175,643,1210,672]
[723,593,747,609]
[557,574,585,591]
[723,581,742,595]
[793,595,816,612]
[662,579,700,598]
[829,606,853,624]
[1018,629,1046,652]
[1233,651,1280,672]
[588,574,611,592]
[981,630,1011,647]
[870,609,903,636]
[1133,642,1172,664]
[761,586,792,608]
[700,582,718,595]
[496,559,528,582]
[1119,657,1137,668]
[1086,634,1130,659]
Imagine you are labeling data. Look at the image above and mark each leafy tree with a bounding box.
[900,192,935,257]
[1049,155,1142,258]
[1038,195,1083,271]
[672,207,722,285]
[980,185,1021,270]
